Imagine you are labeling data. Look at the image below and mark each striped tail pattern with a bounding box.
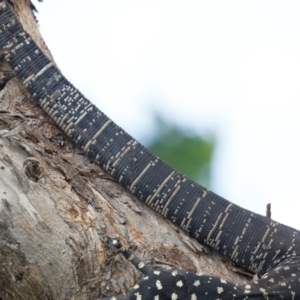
[0,1,300,299]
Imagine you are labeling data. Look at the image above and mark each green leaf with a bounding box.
[146,114,215,188]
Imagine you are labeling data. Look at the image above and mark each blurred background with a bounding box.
[32,0,300,229]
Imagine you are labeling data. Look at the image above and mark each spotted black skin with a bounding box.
[0,1,300,299]
[99,238,300,299]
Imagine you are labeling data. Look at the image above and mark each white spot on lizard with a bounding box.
[156,280,163,290]
[134,292,142,300]
[171,293,178,300]
[193,280,200,286]
[176,280,183,287]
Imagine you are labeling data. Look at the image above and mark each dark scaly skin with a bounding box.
[0,1,299,299]
[99,239,300,299]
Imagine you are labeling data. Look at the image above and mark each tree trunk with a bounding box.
[0,1,250,299]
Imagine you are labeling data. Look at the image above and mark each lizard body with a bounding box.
[0,1,299,298]
[99,238,300,299]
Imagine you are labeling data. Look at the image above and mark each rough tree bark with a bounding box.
[0,1,250,299]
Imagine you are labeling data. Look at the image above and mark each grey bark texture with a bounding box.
[0,1,250,299]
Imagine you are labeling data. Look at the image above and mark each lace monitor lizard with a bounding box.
[0,1,299,299]
[100,238,299,299]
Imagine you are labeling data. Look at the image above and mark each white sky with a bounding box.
[32,1,300,229]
